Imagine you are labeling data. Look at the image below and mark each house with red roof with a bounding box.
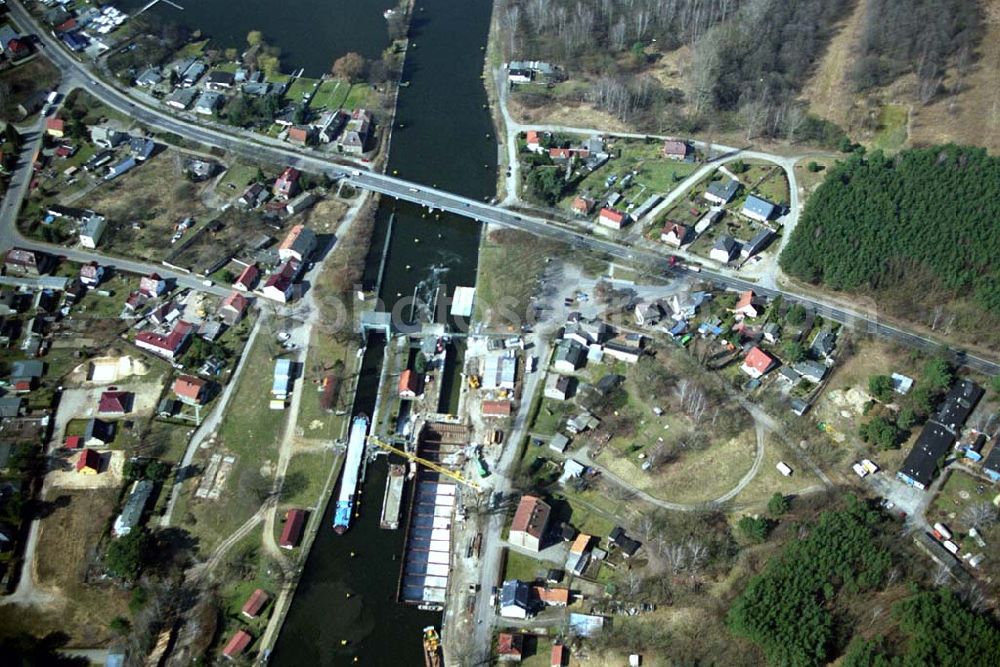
[222,630,253,660]
[548,147,589,161]
[398,369,421,399]
[219,291,249,326]
[45,118,65,138]
[278,224,317,263]
[662,139,689,160]
[76,448,101,474]
[497,632,524,662]
[234,264,260,291]
[135,320,193,360]
[551,643,567,667]
[64,435,82,450]
[5,39,28,60]
[509,495,551,552]
[525,130,542,153]
[733,290,765,319]
[139,273,166,298]
[262,260,301,303]
[173,375,208,405]
[598,207,627,230]
[288,125,313,146]
[741,346,776,379]
[660,222,691,247]
[55,18,78,33]
[279,509,306,549]
[482,400,512,418]
[571,196,595,216]
[273,167,300,199]
[241,588,270,619]
[98,391,131,415]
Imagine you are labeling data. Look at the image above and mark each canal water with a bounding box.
[269,0,498,664]
[116,0,397,75]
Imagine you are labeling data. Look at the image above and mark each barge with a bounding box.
[380,463,406,529]
[332,414,369,534]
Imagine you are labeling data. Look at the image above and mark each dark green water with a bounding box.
[269,0,497,664]
[116,0,397,76]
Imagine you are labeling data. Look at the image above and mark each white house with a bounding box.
[79,215,107,249]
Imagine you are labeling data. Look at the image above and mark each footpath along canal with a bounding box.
[271,0,498,663]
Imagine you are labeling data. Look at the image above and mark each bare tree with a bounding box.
[961,502,997,531]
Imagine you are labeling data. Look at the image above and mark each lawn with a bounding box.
[730,432,824,508]
[474,228,565,329]
[530,397,574,436]
[285,77,319,104]
[308,79,344,110]
[218,163,262,194]
[872,104,909,153]
[503,548,547,582]
[176,39,209,58]
[296,329,353,440]
[0,56,60,122]
[927,469,995,532]
[281,449,340,508]
[752,169,791,205]
[334,82,377,111]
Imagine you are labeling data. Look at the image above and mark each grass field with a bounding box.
[281,449,339,508]
[529,397,574,436]
[872,104,909,153]
[928,469,995,532]
[474,228,564,329]
[503,548,547,582]
[0,56,60,122]
[296,329,353,440]
[333,82,377,111]
[731,433,824,508]
[0,488,130,646]
[308,80,344,110]
[218,163,262,194]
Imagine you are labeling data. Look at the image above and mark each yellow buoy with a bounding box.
[341,640,349,646]
[350,551,356,557]
[406,264,411,270]
[346,593,352,598]
[392,170,398,175]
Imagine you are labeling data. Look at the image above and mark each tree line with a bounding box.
[781,145,1000,322]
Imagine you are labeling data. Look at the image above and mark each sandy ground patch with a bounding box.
[69,354,151,385]
[48,449,125,489]
[50,379,166,444]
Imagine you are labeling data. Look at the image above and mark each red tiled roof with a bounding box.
[222,630,253,658]
[570,533,592,555]
[46,118,65,132]
[55,18,77,32]
[526,130,540,144]
[599,207,624,223]
[398,369,419,396]
[510,495,550,539]
[279,509,306,548]
[76,448,101,473]
[497,633,523,656]
[532,585,570,605]
[135,320,193,355]
[241,588,270,618]
[743,346,775,375]
[98,391,129,414]
[663,139,688,156]
[264,260,300,293]
[481,400,511,416]
[221,291,248,314]
[235,264,259,289]
[735,290,757,312]
[173,375,207,401]
[551,644,566,666]
[571,196,593,213]
[65,435,82,449]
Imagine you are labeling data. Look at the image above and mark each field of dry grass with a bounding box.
[0,488,130,647]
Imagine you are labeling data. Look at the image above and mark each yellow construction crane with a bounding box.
[367,435,482,492]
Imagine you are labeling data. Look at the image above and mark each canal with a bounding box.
[269,0,498,664]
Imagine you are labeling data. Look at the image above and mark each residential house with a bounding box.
[709,235,739,263]
[139,273,167,298]
[339,109,373,155]
[564,320,609,347]
[165,87,198,110]
[134,67,162,87]
[45,118,65,138]
[5,248,53,276]
[284,192,317,215]
[241,589,270,619]
[509,495,551,552]
[234,264,260,291]
[262,260,302,303]
[660,222,691,247]
[604,334,644,363]
[793,360,827,384]
[609,526,642,558]
[98,391,131,415]
[222,630,253,660]
[273,167,300,199]
[173,375,208,404]
[239,183,270,209]
[549,433,570,453]
[662,140,689,160]
[0,396,22,418]
[279,508,306,548]
[934,380,984,434]
[544,373,576,401]
[180,60,206,86]
[205,70,235,90]
[810,329,836,358]
[194,91,224,115]
[79,215,107,249]
[76,448,102,474]
[9,360,44,387]
[316,109,348,143]
[740,346,776,379]
[90,125,126,149]
[398,369,421,398]
[219,291,249,326]
[703,178,740,205]
[508,65,533,84]
[742,195,777,222]
[497,633,524,662]
[135,320,193,360]
[571,196,595,216]
[634,301,663,326]
[0,290,28,316]
[733,290,764,319]
[482,400,512,418]
[566,533,592,576]
[631,194,662,223]
[597,207,627,230]
[891,373,914,395]
[525,130,543,153]
[558,459,586,485]
[112,479,154,537]
[288,125,313,146]
[565,411,599,434]
[553,340,586,373]
[742,227,775,258]
[551,644,567,667]
[128,136,156,161]
[532,586,570,607]
[83,417,115,447]
[500,580,532,619]
[762,322,781,344]
[78,263,104,288]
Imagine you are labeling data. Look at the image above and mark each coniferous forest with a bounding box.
[781,146,1000,342]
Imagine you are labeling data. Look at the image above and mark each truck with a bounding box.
[932,523,953,541]
[526,356,537,373]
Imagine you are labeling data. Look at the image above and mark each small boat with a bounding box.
[400,81,411,87]
[423,627,441,667]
